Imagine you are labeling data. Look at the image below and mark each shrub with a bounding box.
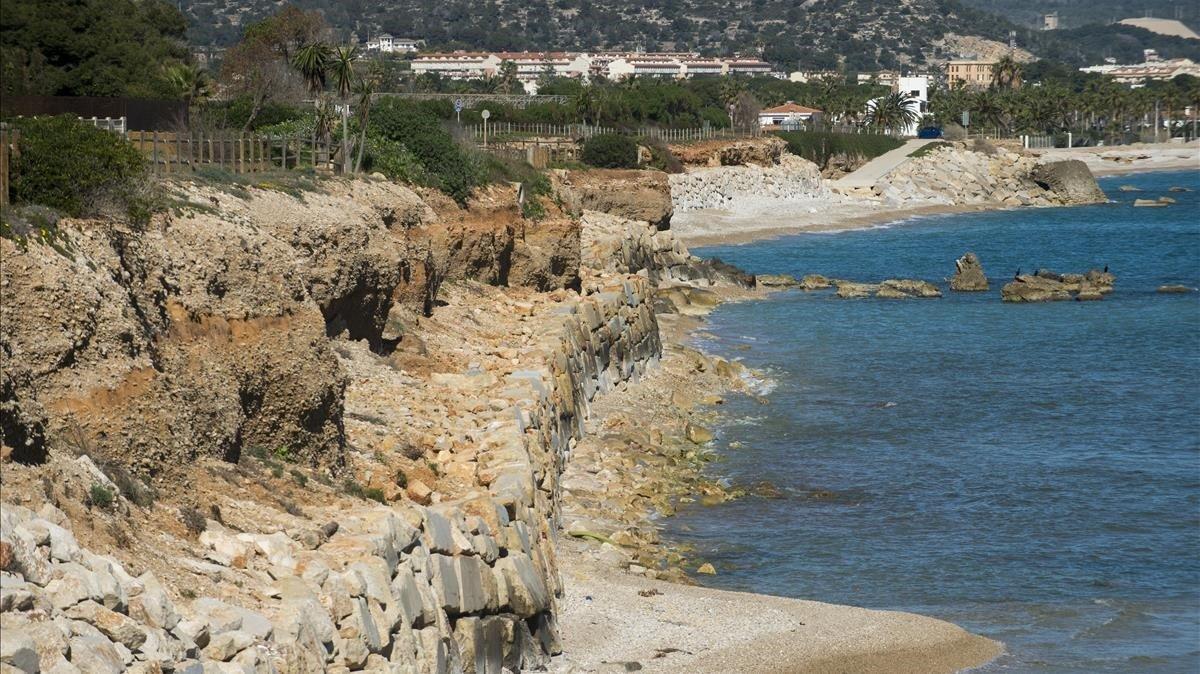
[290,469,308,487]
[370,99,482,204]
[362,136,433,186]
[394,470,408,489]
[11,116,149,218]
[581,133,639,169]
[776,131,904,169]
[88,483,115,509]
[178,507,207,535]
[363,487,387,503]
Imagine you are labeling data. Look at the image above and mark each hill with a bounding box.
[961,0,1197,30]
[179,0,1200,70]
[1118,18,1199,40]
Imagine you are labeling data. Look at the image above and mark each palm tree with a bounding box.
[352,77,374,173]
[330,45,359,174]
[292,42,332,97]
[991,55,1022,91]
[163,63,213,106]
[868,92,920,135]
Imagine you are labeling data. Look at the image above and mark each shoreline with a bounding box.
[553,282,1004,673]
[674,153,1197,248]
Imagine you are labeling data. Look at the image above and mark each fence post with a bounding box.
[151,132,159,176]
[1,129,9,207]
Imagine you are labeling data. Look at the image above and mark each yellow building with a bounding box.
[946,59,998,88]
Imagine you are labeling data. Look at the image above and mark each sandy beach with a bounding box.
[552,540,1002,674]
[1032,141,1200,177]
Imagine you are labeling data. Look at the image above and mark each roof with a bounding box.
[760,102,822,115]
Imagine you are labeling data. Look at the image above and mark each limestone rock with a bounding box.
[1030,160,1106,204]
[756,274,798,288]
[797,274,832,290]
[1157,285,1192,294]
[1001,275,1072,303]
[951,252,989,291]
[1133,198,1167,207]
[684,423,714,445]
[876,280,942,299]
[834,282,879,299]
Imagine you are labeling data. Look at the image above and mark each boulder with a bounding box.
[1031,160,1106,204]
[951,252,989,291]
[876,280,942,299]
[1133,198,1167,207]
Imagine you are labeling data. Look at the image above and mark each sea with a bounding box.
[673,169,1200,673]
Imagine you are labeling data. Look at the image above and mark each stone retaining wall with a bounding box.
[0,279,662,674]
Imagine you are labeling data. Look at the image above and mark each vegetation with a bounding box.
[776,131,905,169]
[867,92,921,135]
[175,0,1199,72]
[581,133,639,168]
[928,69,1200,142]
[1,0,189,98]
[8,116,149,218]
[88,483,115,509]
[368,98,484,203]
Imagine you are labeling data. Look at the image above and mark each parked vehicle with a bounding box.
[917,126,943,139]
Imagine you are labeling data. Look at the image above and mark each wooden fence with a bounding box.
[0,128,18,206]
[127,131,340,175]
[470,122,762,143]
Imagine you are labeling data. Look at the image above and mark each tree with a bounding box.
[353,77,375,173]
[867,92,919,135]
[292,43,332,97]
[992,55,1022,91]
[497,60,519,94]
[330,45,360,174]
[220,6,327,132]
[162,63,213,107]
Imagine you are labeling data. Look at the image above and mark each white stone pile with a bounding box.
[668,154,828,212]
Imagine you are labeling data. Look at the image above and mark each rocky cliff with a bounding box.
[669,154,828,212]
[0,167,743,673]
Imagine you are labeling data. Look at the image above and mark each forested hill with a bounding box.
[179,0,1200,70]
[960,0,1197,30]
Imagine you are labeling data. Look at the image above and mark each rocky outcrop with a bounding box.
[1001,269,1115,302]
[834,281,879,299]
[668,136,787,168]
[1030,160,1107,205]
[555,169,674,230]
[951,252,989,291]
[1158,285,1193,293]
[669,154,827,212]
[872,145,1105,208]
[798,274,833,290]
[756,274,799,287]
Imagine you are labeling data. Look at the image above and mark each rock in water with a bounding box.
[951,252,988,291]
[834,282,879,299]
[1157,285,1193,294]
[1133,199,1167,207]
[876,279,943,299]
[1001,275,1072,303]
[1031,160,1106,204]
[797,274,832,290]
[756,274,798,288]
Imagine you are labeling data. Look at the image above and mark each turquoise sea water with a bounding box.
[675,170,1200,673]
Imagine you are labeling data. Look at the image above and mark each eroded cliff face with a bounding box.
[0,166,738,673]
[0,177,588,476]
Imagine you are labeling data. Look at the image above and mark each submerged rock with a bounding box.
[1118,185,1142,192]
[1157,285,1193,294]
[951,252,989,291]
[1133,198,1167,207]
[876,279,942,299]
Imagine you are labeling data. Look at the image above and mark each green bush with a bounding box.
[776,131,904,169]
[369,99,482,204]
[362,136,433,186]
[581,133,639,169]
[11,115,148,217]
[88,483,115,509]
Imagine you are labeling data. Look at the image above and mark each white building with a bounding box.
[758,101,822,129]
[865,75,929,136]
[1079,57,1200,87]
[366,34,421,54]
[412,50,772,83]
[789,70,840,83]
